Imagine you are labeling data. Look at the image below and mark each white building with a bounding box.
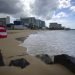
[14,25,25,30]
[0,16,10,26]
[21,17,45,29]
[49,23,62,29]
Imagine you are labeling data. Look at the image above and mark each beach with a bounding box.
[0,30,74,75]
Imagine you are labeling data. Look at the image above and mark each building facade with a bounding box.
[40,20,45,28]
[20,17,45,29]
[0,16,10,26]
[14,20,24,30]
[36,20,45,29]
[20,17,36,27]
[49,23,62,30]
[14,21,22,25]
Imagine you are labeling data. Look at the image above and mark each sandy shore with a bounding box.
[0,30,74,75]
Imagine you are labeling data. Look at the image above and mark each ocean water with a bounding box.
[20,30,75,57]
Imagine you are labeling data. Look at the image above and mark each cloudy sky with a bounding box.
[0,0,75,28]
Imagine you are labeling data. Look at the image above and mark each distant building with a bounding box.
[6,20,24,30]
[36,19,41,28]
[6,16,10,24]
[20,17,45,29]
[57,24,62,29]
[14,21,22,25]
[14,25,24,30]
[49,23,63,30]
[14,20,29,30]
[0,16,10,27]
[14,20,25,30]
[36,20,45,29]
[20,17,36,27]
[40,20,45,28]
[7,23,14,30]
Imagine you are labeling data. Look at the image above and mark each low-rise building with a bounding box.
[14,20,25,30]
[14,21,22,25]
[49,23,63,30]
[7,23,14,30]
[14,25,24,30]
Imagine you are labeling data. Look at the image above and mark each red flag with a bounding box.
[0,26,7,38]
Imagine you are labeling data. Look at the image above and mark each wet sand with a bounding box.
[0,30,74,75]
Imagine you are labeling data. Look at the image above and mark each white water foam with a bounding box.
[20,30,75,57]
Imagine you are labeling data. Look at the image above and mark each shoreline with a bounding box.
[0,30,74,75]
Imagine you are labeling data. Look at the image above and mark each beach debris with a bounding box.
[0,50,5,66]
[36,54,53,64]
[54,54,75,73]
[16,37,27,42]
[9,58,29,69]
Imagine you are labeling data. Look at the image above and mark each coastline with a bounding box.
[0,30,74,75]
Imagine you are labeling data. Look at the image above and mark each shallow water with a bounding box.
[20,30,75,57]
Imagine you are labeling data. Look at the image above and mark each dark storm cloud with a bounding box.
[0,0,24,15]
[31,0,58,20]
[0,0,58,20]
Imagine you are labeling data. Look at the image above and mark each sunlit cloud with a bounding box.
[58,0,71,9]
[52,12,68,19]
[70,6,75,12]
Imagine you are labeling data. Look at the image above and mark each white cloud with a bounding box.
[21,0,35,17]
[70,6,75,12]
[52,12,68,19]
[45,12,68,27]
[58,0,71,9]
[29,0,58,20]
[22,0,34,10]
[46,17,71,28]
